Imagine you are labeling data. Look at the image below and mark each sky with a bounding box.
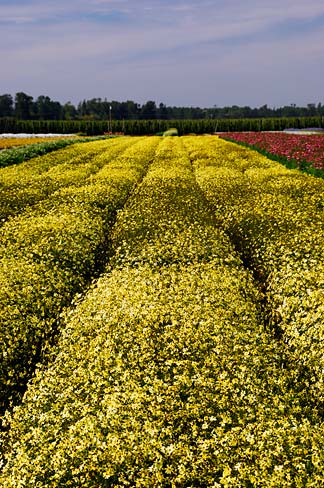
[1,0,324,108]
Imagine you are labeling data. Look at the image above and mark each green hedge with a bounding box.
[1,115,323,135]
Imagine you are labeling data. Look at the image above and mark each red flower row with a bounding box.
[219,132,324,170]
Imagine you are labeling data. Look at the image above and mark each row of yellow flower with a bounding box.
[2,137,324,486]
[0,136,159,415]
[185,134,324,416]
[0,136,113,169]
[0,138,136,223]
[0,136,77,150]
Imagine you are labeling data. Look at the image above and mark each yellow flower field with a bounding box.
[1,135,324,486]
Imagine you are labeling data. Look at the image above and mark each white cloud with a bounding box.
[1,0,324,105]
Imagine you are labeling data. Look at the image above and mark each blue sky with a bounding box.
[1,0,324,107]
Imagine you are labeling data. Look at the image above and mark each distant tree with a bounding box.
[77,100,88,117]
[0,94,14,117]
[14,92,34,119]
[34,95,62,120]
[125,100,140,119]
[111,101,122,120]
[62,102,77,120]
[141,101,157,119]
[118,101,129,120]
[158,102,169,119]
[86,98,105,119]
[1,91,323,123]
[242,106,253,118]
[258,104,272,118]
[307,103,317,116]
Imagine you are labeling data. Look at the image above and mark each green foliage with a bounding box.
[2,90,324,122]
[1,116,323,136]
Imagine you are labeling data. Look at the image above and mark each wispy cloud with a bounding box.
[1,0,324,106]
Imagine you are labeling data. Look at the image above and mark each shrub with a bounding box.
[163,128,178,136]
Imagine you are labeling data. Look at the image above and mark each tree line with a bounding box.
[0,92,323,121]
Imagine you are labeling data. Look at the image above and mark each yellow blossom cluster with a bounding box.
[185,134,324,414]
[2,137,324,486]
[0,138,135,222]
[0,136,159,413]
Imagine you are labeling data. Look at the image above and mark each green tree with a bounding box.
[141,101,157,119]
[158,102,169,119]
[0,94,14,117]
[34,95,62,120]
[62,102,77,120]
[14,92,34,119]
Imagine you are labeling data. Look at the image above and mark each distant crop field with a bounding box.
[1,135,324,486]
[0,135,112,169]
[0,135,76,150]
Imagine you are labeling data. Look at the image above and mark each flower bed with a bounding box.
[220,131,324,172]
[0,137,159,413]
[0,138,135,222]
[184,135,324,411]
[0,135,111,168]
[0,136,77,150]
[2,137,324,486]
